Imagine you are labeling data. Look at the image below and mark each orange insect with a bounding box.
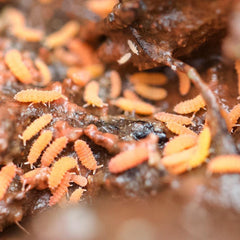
[108,145,149,173]
[2,7,25,29]
[21,167,50,191]
[129,72,167,85]
[14,89,66,103]
[83,81,105,107]
[20,113,53,146]
[35,58,52,86]
[5,49,32,84]
[235,60,240,95]
[70,174,88,187]
[123,89,143,102]
[12,26,43,42]
[208,155,240,173]
[173,94,206,114]
[41,136,68,167]
[0,164,17,200]
[27,130,53,165]
[133,83,167,101]
[48,156,78,189]
[165,122,197,136]
[228,104,240,130]
[163,134,197,156]
[154,112,192,125]
[74,140,98,171]
[44,21,80,49]
[85,64,105,78]
[110,70,122,99]
[113,97,155,115]
[67,67,91,87]
[49,172,71,206]
[69,188,85,204]
[177,71,191,96]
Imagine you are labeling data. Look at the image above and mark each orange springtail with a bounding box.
[110,70,122,99]
[49,172,71,206]
[113,97,155,115]
[41,136,68,167]
[74,140,98,171]
[44,21,80,49]
[2,7,25,28]
[12,26,43,42]
[27,130,53,165]
[70,174,88,187]
[173,94,206,114]
[235,60,240,96]
[123,89,143,102]
[5,49,32,84]
[21,113,53,146]
[0,164,17,200]
[208,155,240,173]
[133,83,167,101]
[108,145,149,173]
[48,156,78,189]
[67,67,91,87]
[165,122,197,136]
[69,188,85,204]
[35,58,52,86]
[83,81,105,107]
[154,112,192,125]
[14,89,66,103]
[163,134,197,156]
[177,71,191,96]
[129,72,167,85]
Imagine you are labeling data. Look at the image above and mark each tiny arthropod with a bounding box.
[208,155,240,173]
[14,89,66,103]
[48,156,78,189]
[74,140,98,171]
[173,94,206,114]
[123,89,143,102]
[41,136,68,167]
[235,60,240,95]
[127,40,139,55]
[108,145,149,173]
[27,130,53,165]
[83,81,105,107]
[5,49,32,84]
[133,83,167,101]
[177,71,191,96]
[20,113,53,146]
[154,112,192,125]
[166,122,197,136]
[34,58,52,86]
[44,21,80,49]
[21,167,50,191]
[12,26,43,42]
[163,134,197,156]
[228,104,240,129]
[70,174,88,187]
[2,7,25,28]
[85,64,105,78]
[113,97,155,115]
[69,188,85,204]
[67,67,91,87]
[117,52,132,65]
[0,164,17,201]
[49,172,71,206]
[129,72,167,85]
[110,70,122,99]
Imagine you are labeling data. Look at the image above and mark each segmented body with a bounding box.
[154,112,192,125]
[0,164,17,200]
[14,89,64,103]
[71,174,88,187]
[129,72,167,85]
[48,156,78,189]
[163,134,197,156]
[5,49,32,84]
[21,113,52,145]
[108,145,149,173]
[35,58,52,86]
[166,122,197,136]
[69,188,85,204]
[49,172,71,206]
[133,83,167,101]
[110,70,122,98]
[74,140,98,170]
[41,136,68,167]
[27,130,53,165]
[113,97,155,115]
[83,81,104,107]
[208,155,240,173]
[173,95,206,114]
[177,71,191,96]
